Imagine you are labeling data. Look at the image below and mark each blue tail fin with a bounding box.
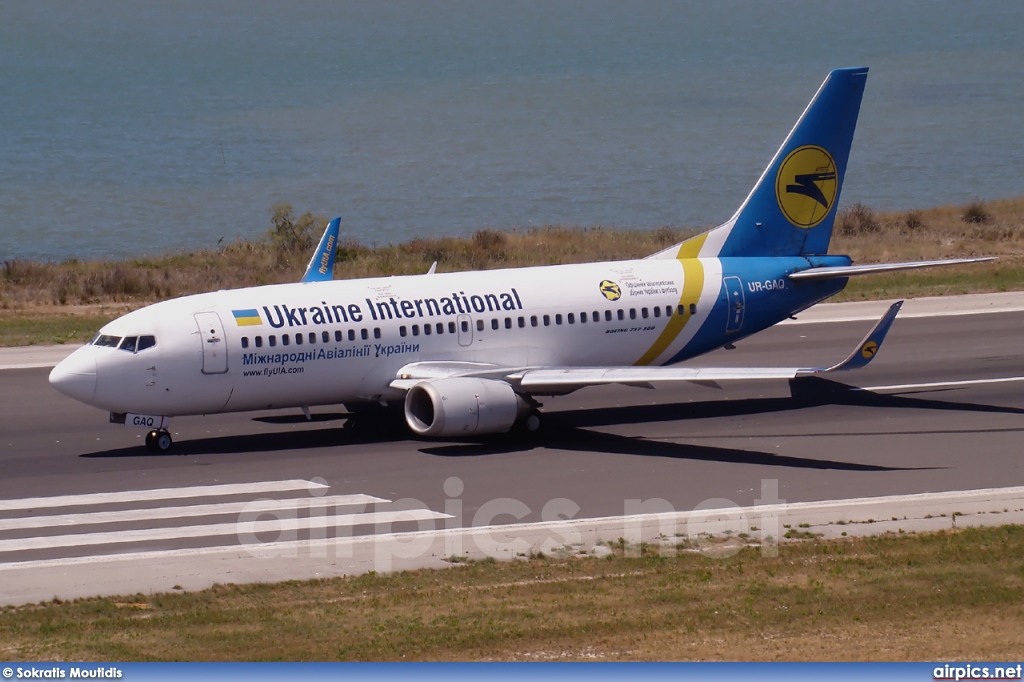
[655,67,868,259]
[301,217,341,283]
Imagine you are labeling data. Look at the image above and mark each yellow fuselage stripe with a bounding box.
[634,256,705,366]
[676,232,708,259]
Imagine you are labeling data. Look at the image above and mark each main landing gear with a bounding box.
[145,429,173,452]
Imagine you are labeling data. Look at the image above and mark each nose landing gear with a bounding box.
[145,429,173,452]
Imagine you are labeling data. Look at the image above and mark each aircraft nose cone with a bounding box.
[49,351,97,403]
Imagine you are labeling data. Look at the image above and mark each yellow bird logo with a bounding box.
[599,280,622,301]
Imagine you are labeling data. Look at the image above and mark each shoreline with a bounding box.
[2,197,1022,347]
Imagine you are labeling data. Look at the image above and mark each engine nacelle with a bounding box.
[404,377,529,437]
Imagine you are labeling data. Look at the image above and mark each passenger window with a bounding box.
[653,307,661,318]
[284,334,292,346]
[555,314,563,325]
[605,310,612,322]
[335,330,342,342]
[437,323,444,334]
[448,322,456,334]
[665,306,672,317]
[504,318,512,329]
[269,335,277,347]
[690,303,697,315]
[641,307,649,319]
[617,310,624,321]
[309,332,316,344]
[543,314,550,326]
[322,331,330,343]
[119,336,138,353]
[137,335,156,351]
[530,315,538,327]
[677,305,686,316]
[412,325,420,336]
[629,309,637,320]
[361,329,368,340]
[348,330,356,341]
[241,337,249,349]
[255,336,263,348]
[567,313,575,324]
[400,326,407,337]
[374,328,381,339]
[461,320,469,333]
[424,324,432,336]
[518,316,525,328]
[580,312,587,324]
[491,319,499,330]
[476,320,483,332]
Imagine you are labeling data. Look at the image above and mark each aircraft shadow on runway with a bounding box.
[557,376,1024,434]
[419,376,1024,469]
[80,377,1023,463]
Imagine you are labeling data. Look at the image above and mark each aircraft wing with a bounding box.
[789,257,994,281]
[391,301,902,393]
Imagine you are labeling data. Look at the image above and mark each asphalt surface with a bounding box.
[2,302,1024,603]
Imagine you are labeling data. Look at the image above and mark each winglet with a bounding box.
[300,217,341,283]
[809,300,903,374]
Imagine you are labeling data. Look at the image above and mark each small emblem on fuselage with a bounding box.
[232,308,263,326]
[599,280,622,301]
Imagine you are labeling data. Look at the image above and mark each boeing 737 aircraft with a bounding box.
[50,67,992,451]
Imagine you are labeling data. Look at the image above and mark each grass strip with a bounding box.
[3,525,1024,661]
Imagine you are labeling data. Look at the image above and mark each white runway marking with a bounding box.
[0,479,327,512]
[0,494,388,531]
[3,486,1024,573]
[0,509,452,553]
[858,376,1024,392]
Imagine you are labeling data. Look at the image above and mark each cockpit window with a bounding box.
[93,335,122,348]
[137,335,156,351]
[119,336,138,353]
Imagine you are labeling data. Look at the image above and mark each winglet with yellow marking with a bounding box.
[805,300,903,374]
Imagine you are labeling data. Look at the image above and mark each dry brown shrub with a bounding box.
[836,203,882,235]
[962,199,992,224]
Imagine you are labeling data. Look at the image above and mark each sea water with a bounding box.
[1,0,1022,261]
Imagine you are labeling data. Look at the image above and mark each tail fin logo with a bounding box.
[775,145,838,229]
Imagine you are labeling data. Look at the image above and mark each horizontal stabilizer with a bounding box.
[300,217,341,283]
[789,257,995,281]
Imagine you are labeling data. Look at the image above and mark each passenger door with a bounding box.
[194,312,229,374]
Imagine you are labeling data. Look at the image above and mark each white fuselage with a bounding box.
[53,255,759,417]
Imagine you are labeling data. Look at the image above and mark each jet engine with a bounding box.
[404,377,531,437]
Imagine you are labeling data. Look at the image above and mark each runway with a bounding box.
[2,294,1024,604]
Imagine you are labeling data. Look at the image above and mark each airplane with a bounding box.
[49,67,993,452]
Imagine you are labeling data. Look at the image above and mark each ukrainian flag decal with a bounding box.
[232,309,262,326]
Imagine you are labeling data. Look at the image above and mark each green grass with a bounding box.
[3,526,1024,661]
[836,263,1024,301]
[0,313,117,347]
